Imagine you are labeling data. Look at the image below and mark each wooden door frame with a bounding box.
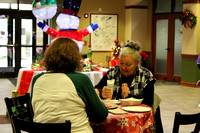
[152,13,182,82]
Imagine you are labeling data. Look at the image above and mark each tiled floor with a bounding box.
[155,80,200,133]
[0,78,200,133]
[0,78,14,133]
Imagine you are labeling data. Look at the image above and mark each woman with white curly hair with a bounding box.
[95,41,155,105]
[95,40,164,132]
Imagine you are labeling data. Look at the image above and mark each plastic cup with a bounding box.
[107,79,115,99]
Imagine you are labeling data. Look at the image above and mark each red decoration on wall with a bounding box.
[180,9,197,29]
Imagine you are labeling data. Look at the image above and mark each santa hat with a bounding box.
[61,0,82,16]
[36,0,41,8]
[32,0,57,9]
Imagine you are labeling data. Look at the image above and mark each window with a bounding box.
[154,0,183,13]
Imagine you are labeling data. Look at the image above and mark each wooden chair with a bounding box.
[172,112,200,133]
[4,93,34,133]
[5,93,71,133]
[12,116,71,133]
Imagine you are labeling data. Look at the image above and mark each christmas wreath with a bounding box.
[180,9,197,29]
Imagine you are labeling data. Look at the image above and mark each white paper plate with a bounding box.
[103,99,120,104]
[109,108,128,114]
[108,104,118,110]
[111,100,121,104]
[122,106,151,112]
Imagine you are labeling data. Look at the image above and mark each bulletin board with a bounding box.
[90,14,118,51]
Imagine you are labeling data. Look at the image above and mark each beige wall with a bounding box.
[126,0,143,6]
[182,3,200,55]
[125,0,152,52]
[125,9,132,42]
[125,8,148,50]
[147,0,153,52]
[52,0,125,68]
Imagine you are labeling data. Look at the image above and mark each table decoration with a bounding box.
[31,48,46,70]
[111,39,121,67]
[83,58,104,72]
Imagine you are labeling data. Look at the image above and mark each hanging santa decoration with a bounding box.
[37,0,99,52]
[32,0,57,20]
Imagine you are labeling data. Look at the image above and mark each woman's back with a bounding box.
[31,38,108,133]
[32,72,93,133]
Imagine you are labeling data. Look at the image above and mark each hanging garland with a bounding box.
[180,9,197,29]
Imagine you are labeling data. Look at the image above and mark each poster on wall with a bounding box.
[90,14,118,51]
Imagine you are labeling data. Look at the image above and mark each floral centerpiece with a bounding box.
[31,49,46,70]
[83,58,93,71]
[82,43,104,71]
[82,58,104,72]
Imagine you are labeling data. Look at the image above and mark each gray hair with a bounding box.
[119,41,142,62]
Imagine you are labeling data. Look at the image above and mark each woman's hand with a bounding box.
[122,83,129,98]
[102,86,112,98]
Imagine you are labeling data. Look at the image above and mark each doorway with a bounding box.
[152,13,182,82]
[0,11,36,78]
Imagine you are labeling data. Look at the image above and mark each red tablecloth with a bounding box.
[17,69,45,95]
[18,70,34,95]
[91,105,154,133]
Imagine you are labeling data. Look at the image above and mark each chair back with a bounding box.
[172,112,200,133]
[12,116,71,133]
[153,93,163,133]
[153,93,162,114]
[4,93,34,133]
